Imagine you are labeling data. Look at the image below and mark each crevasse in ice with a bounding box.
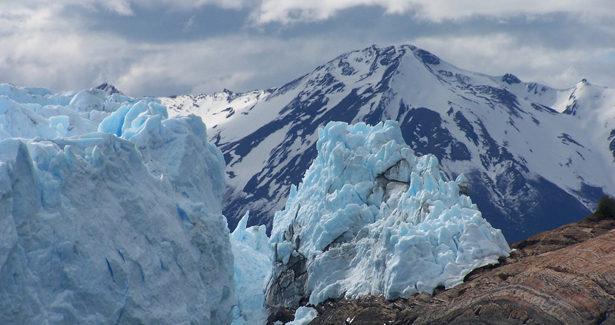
[0,84,234,324]
[266,120,511,308]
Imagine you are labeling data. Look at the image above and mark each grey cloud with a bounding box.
[64,3,251,43]
[111,36,366,97]
[248,0,615,25]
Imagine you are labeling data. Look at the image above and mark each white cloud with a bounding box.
[2,4,613,99]
[0,0,134,16]
[0,6,362,97]
[250,0,414,24]
[0,0,250,17]
[102,0,134,16]
[7,0,614,24]
[409,34,615,88]
[0,20,130,93]
[7,0,614,23]
[110,36,362,96]
[1,0,614,97]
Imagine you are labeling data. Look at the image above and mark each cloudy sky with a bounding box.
[1,0,614,97]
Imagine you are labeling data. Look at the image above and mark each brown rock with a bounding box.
[308,213,615,324]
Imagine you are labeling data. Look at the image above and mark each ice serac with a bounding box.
[0,84,235,325]
[265,121,511,310]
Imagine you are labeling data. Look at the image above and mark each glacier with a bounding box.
[0,82,514,325]
[265,120,511,309]
[0,84,235,324]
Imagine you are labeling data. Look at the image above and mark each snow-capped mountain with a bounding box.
[162,45,615,242]
[95,82,124,95]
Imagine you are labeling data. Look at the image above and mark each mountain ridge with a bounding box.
[162,44,615,242]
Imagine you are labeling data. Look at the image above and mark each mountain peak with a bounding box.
[95,83,123,95]
[501,73,522,84]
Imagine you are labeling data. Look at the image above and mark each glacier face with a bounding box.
[163,44,615,243]
[0,85,235,324]
[265,121,510,309]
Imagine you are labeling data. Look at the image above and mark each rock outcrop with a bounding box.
[307,212,615,324]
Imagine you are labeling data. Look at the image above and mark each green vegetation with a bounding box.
[596,195,615,219]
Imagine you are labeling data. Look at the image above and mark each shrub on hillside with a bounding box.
[596,195,615,219]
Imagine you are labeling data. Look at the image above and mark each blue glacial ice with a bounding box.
[266,120,511,308]
[0,84,235,324]
[284,306,318,325]
[0,83,512,325]
[230,211,271,325]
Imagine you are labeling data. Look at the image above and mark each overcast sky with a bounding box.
[1,0,614,97]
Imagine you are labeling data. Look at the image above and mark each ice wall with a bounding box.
[0,84,234,324]
[230,212,271,325]
[266,121,511,309]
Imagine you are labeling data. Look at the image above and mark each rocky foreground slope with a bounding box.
[301,210,615,324]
